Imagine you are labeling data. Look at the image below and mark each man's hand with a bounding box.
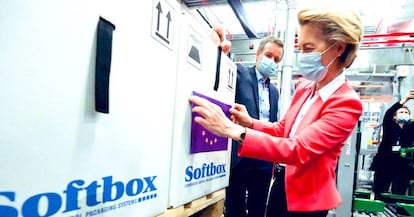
[211,24,231,54]
[400,89,414,105]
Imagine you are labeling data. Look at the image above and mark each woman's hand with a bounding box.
[189,95,244,140]
[230,103,253,128]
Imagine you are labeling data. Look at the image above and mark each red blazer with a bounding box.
[238,78,362,212]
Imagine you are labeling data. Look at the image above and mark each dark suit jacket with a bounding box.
[231,63,279,169]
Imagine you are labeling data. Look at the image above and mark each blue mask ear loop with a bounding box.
[321,43,338,68]
[321,42,337,55]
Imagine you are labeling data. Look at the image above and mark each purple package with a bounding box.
[190,91,231,154]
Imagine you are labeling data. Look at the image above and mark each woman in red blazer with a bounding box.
[190,7,363,217]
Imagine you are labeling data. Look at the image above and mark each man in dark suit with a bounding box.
[225,36,284,217]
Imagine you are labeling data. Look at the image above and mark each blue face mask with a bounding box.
[258,56,277,77]
[298,43,337,82]
[396,113,410,124]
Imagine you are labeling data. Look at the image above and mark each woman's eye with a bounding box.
[304,48,314,52]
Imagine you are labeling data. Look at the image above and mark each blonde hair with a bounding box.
[298,7,363,68]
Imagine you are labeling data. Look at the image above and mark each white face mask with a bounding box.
[298,43,337,82]
[396,113,410,123]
